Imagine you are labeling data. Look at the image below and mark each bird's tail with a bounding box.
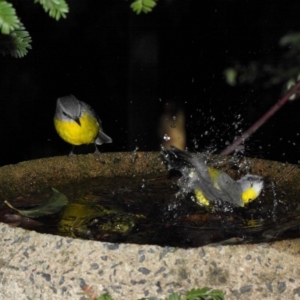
[96,131,113,145]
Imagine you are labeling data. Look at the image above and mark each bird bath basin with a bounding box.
[0,152,300,299]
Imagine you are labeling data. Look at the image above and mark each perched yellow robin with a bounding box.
[54,95,112,154]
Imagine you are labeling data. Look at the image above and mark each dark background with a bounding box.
[1,0,300,166]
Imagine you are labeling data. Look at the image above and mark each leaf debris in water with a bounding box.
[4,188,68,218]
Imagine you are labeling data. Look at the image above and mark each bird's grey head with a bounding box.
[56,95,82,123]
[237,174,264,194]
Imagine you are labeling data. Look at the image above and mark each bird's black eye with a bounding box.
[62,111,68,117]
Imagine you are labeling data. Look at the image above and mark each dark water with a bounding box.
[1,174,300,248]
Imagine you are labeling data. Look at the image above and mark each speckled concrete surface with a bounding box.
[1,224,300,299]
[0,153,300,299]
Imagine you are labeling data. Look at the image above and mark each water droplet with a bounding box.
[163,134,171,141]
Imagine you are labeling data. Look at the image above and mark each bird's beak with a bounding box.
[75,117,81,126]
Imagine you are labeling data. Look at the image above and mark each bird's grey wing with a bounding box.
[95,131,112,145]
[161,146,193,173]
[80,100,112,144]
[80,100,99,120]
[188,153,229,203]
[162,147,224,203]
[162,147,244,206]
[215,172,244,206]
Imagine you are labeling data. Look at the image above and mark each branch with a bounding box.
[220,80,300,155]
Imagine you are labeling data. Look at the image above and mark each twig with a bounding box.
[220,80,300,155]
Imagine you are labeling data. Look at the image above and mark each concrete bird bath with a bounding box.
[0,152,300,299]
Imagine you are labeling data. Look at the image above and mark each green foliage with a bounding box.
[164,293,182,300]
[96,287,224,300]
[131,0,157,14]
[96,293,114,300]
[223,68,237,87]
[0,0,69,58]
[185,288,224,300]
[224,32,300,94]
[0,0,20,34]
[34,0,69,21]
[0,0,159,58]
[0,22,32,57]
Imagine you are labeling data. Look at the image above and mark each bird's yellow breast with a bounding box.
[54,112,99,145]
[194,167,221,207]
[241,187,259,204]
[194,189,210,206]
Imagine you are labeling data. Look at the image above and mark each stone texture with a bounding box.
[0,224,300,299]
[0,153,300,299]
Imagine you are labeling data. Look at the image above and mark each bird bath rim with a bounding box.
[0,152,300,299]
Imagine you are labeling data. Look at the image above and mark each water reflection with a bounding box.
[1,172,299,248]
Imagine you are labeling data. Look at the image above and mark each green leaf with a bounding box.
[224,68,237,86]
[130,0,157,15]
[186,288,224,300]
[4,188,68,218]
[208,290,224,300]
[0,1,21,34]
[186,288,209,299]
[164,293,181,300]
[286,78,296,100]
[34,0,69,20]
[0,23,32,58]
[96,293,114,300]
[279,33,300,48]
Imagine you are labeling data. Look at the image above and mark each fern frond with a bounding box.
[130,0,157,15]
[34,0,69,20]
[0,23,32,58]
[0,0,21,34]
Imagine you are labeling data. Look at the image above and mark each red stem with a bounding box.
[220,80,300,156]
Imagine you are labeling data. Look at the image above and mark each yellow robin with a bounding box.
[54,95,112,154]
[162,147,264,208]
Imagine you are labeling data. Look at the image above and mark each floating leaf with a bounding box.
[4,188,68,218]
